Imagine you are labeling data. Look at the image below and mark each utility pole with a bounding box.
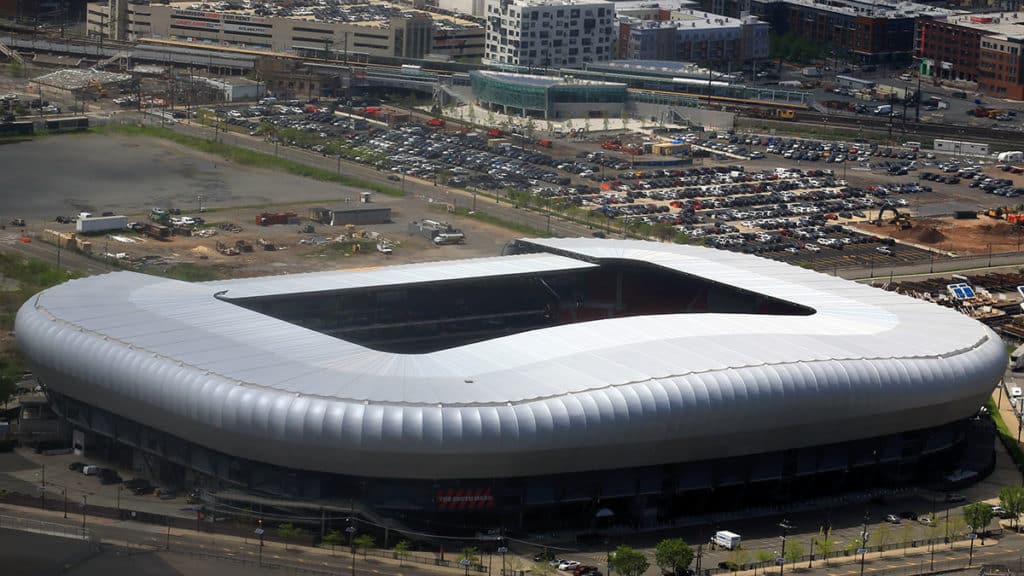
[779,519,793,576]
[859,511,870,576]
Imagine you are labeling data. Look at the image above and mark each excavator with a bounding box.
[873,206,912,230]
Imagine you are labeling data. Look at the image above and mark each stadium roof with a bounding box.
[16,239,1004,479]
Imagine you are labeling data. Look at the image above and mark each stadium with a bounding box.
[15,238,1005,533]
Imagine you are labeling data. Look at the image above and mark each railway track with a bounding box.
[770,109,1022,147]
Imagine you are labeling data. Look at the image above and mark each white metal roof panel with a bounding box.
[16,239,1004,479]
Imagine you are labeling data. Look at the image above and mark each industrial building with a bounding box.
[85,1,483,61]
[916,11,1024,100]
[483,0,617,67]
[15,239,1004,532]
[616,0,770,65]
[470,70,627,117]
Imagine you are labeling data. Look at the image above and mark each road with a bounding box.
[0,504,467,576]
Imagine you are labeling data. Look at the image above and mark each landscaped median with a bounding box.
[987,397,1024,471]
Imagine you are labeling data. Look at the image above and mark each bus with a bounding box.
[835,75,876,91]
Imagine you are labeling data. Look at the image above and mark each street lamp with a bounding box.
[859,512,869,576]
[81,495,88,529]
[778,519,793,576]
[345,524,357,576]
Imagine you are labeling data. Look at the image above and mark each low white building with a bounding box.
[196,76,263,102]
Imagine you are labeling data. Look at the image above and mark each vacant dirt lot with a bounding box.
[0,135,518,275]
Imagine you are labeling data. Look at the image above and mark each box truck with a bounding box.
[712,530,742,550]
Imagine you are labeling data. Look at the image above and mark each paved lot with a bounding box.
[0,135,360,224]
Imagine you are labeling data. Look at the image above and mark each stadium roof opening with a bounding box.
[223,257,815,354]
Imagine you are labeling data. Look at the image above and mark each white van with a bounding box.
[712,530,742,550]
[997,151,1023,164]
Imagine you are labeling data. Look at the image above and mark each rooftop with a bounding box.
[474,70,625,87]
[167,1,479,29]
[31,68,132,91]
[585,60,742,81]
[936,11,1024,41]
[761,0,960,19]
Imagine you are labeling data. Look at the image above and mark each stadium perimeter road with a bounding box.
[0,505,464,576]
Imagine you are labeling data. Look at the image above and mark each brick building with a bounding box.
[916,12,1024,99]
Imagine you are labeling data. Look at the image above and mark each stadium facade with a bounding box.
[16,239,1004,531]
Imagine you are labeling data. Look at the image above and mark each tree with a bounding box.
[610,545,650,576]
[460,546,480,565]
[531,559,556,576]
[898,523,914,555]
[755,548,774,575]
[963,502,994,543]
[946,514,967,548]
[353,534,375,557]
[655,538,695,575]
[727,548,750,571]
[843,536,863,555]
[322,529,343,556]
[814,528,835,566]
[393,540,411,566]
[999,486,1024,530]
[276,522,303,551]
[875,522,892,556]
[783,540,803,566]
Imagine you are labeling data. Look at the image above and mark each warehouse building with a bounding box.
[15,239,1004,533]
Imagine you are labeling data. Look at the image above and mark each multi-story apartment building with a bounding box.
[616,1,769,65]
[483,0,616,68]
[916,12,1024,99]
[699,0,958,63]
[86,1,483,61]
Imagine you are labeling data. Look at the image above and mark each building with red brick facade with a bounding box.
[915,12,1024,100]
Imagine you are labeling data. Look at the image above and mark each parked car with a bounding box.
[68,461,85,472]
[558,560,582,571]
[98,468,122,485]
[534,550,557,562]
[885,514,902,524]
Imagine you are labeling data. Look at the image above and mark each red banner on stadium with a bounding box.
[435,487,495,510]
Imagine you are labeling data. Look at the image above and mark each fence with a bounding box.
[0,512,95,542]
[701,530,1004,576]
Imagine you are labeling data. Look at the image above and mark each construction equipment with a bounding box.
[874,206,912,229]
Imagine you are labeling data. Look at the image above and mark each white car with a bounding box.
[558,560,581,571]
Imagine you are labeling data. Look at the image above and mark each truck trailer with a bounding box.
[76,215,128,234]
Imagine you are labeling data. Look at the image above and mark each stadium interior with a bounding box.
[225,262,816,353]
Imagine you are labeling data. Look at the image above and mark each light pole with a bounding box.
[39,465,45,510]
[116,485,122,516]
[346,524,357,576]
[779,519,793,576]
[498,546,509,576]
[62,487,67,519]
[255,518,265,565]
[81,495,87,529]
[859,512,869,576]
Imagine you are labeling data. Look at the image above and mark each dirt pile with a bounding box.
[914,227,947,244]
